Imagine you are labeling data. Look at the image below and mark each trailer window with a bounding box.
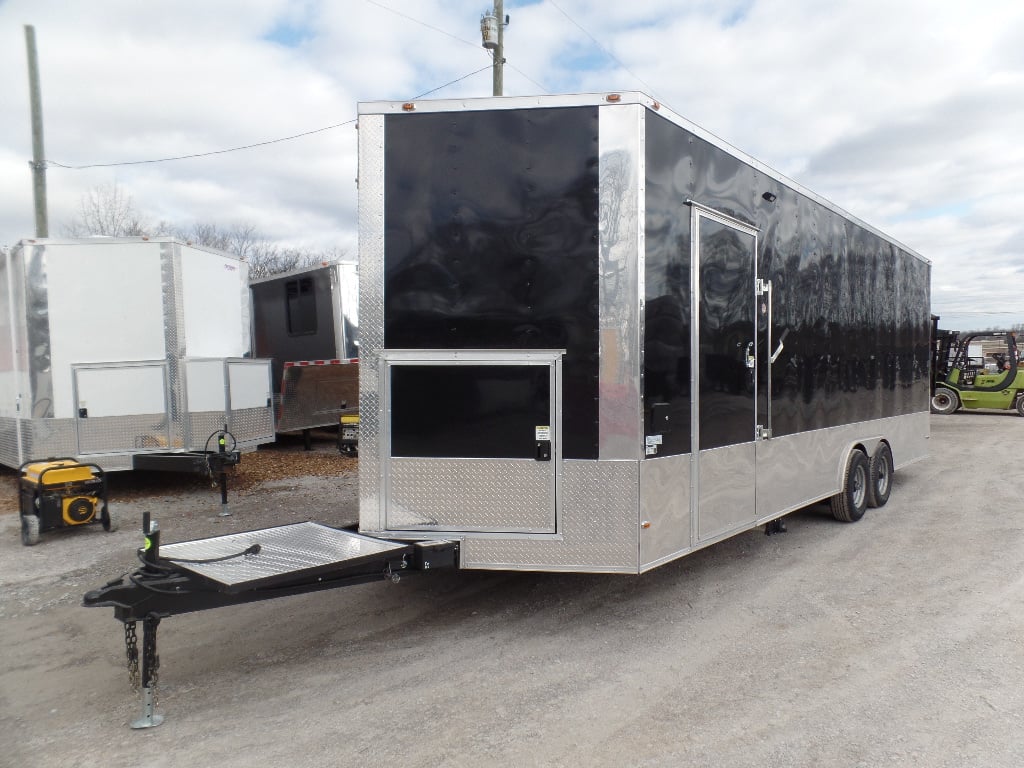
[286,278,317,336]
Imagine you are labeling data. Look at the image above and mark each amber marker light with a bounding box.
[402,103,416,111]
[605,93,621,102]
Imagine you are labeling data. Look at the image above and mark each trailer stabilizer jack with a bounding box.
[83,521,458,727]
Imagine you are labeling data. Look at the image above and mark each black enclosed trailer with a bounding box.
[250,262,359,433]
[355,91,931,569]
[85,91,931,725]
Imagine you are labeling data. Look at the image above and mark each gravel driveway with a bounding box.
[1,416,1022,768]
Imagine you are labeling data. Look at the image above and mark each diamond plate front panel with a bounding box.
[229,407,275,448]
[77,414,176,454]
[388,458,555,532]
[461,460,640,572]
[358,113,386,532]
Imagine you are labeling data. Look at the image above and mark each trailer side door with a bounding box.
[691,205,759,541]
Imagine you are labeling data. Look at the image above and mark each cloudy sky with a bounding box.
[1,0,1022,330]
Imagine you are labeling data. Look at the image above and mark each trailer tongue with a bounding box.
[83,516,458,728]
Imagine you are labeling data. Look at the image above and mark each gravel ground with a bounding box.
[1,416,1023,768]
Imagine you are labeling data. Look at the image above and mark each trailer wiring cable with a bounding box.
[203,429,238,456]
[134,544,262,570]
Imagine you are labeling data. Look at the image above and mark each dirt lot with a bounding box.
[1,417,1023,768]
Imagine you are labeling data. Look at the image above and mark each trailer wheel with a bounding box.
[931,387,959,415]
[831,449,869,523]
[20,514,40,546]
[866,443,893,508]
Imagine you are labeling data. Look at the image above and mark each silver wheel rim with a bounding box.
[877,459,890,495]
[852,464,867,508]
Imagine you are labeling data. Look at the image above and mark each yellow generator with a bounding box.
[19,459,113,546]
[337,414,359,457]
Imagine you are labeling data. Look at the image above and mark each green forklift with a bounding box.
[932,330,1024,415]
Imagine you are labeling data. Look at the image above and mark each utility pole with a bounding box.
[24,25,49,238]
[481,2,507,97]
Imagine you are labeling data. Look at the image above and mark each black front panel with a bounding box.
[384,107,600,459]
[643,112,930,443]
[390,365,550,459]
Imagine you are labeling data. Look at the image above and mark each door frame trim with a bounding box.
[687,202,761,545]
[379,348,565,535]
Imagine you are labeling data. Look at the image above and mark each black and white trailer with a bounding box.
[250,262,359,434]
[85,92,931,725]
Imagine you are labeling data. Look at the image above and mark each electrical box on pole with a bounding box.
[480,2,507,97]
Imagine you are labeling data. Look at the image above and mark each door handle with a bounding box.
[770,328,790,364]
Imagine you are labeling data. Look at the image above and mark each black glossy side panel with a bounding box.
[643,116,692,455]
[644,112,931,443]
[384,108,600,459]
[390,365,550,458]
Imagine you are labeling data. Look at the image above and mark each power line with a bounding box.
[48,63,496,171]
[364,0,480,49]
[49,6,553,170]
[48,119,357,170]
[546,0,660,98]
[411,65,492,99]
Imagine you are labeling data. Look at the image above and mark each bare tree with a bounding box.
[62,184,347,277]
[61,183,164,238]
[174,222,332,278]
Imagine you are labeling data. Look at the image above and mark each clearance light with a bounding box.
[605,93,621,103]
[402,103,416,112]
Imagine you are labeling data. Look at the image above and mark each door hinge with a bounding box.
[755,278,772,296]
[756,424,772,440]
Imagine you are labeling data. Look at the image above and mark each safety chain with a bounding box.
[143,619,161,707]
[125,621,140,693]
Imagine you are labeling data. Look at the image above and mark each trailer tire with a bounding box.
[867,443,893,508]
[1016,396,1024,417]
[931,387,959,415]
[831,449,869,523]
[20,514,40,546]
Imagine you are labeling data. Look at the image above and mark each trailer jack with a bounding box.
[84,513,457,728]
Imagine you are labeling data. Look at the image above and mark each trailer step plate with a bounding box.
[158,522,412,593]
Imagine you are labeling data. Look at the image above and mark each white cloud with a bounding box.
[1,0,1022,327]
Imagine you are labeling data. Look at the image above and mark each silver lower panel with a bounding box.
[387,458,556,533]
[639,452,692,568]
[0,407,275,471]
[357,411,927,573]
[698,442,756,541]
[160,522,407,592]
[77,413,175,454]
[459,460,639,572]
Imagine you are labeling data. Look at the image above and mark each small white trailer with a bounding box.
[0,237,274,471]
[250,262,359,435]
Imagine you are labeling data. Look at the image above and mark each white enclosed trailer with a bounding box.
[0,238,274,471]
